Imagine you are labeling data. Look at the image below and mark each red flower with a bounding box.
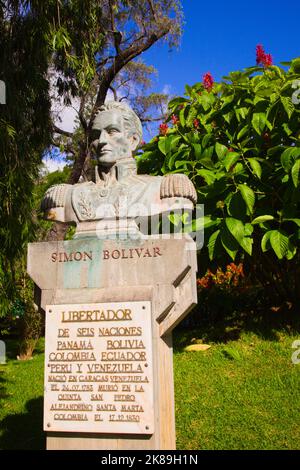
[171,114,179,125]
[140,140,146,146]
[203,72,214,91]
[193,118,200,129]
[256,44,273,68]
[159,123,169,136]
[264,53,273,67]
[256,44,265,65]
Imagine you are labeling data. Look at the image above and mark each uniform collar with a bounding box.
[115,158,137,180]
[96,158,137,184]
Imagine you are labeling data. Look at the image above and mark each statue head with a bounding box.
[91,101,143,166]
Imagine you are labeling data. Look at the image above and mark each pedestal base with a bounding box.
[27,236,197,450]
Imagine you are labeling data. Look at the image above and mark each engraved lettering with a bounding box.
[51,251,93,263]
[153,247,162,257]
[58,328,69,338]
[102,247,163,260]
[112,250,120,259]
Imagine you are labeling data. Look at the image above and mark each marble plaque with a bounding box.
[44,302,154,434]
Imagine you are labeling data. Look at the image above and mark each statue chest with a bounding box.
[71,176,162,221]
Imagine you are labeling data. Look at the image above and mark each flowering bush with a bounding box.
[197,263,244,290]
[138,48,300,303]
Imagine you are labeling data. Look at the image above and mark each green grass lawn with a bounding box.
[174,326,300,450]
[1,322,300,450]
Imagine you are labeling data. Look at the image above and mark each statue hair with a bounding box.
[94,101,143,144]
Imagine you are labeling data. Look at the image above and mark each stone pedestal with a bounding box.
[27,235,197,450]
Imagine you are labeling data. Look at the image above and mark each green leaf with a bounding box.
[203,216,221,230]
[202,134,212,148]
[281,96,294,119]
[238,184,255,214]
[235,107,248,121]
[270,229,289,259]
[221,227,238,261]
[247,158,262,179]
[175,160,188,169]
[225,217,244,244]
[223,152,240,171]
[199,93,214,111]
[281,147,300,172]
[252,112,266,135]
[261,231,273,252]
[282,174,289,183]
[208,229,220,261]
[202,145,214,160]
[197,169,216,185]
[291,58,300,74]
[215,142,228,160]
[291,159,300,187]
[282,123,293,136]
[240,237,253,256]
[168,150,181,170]
[225,217,253,255]
[252,215,275,224]
[244,223,254,236]
[170,135,182,151]
[227,192,247,219]
[168,97,189,109]
[158,137,171,156]
[193,143,202,159]
[179,107,186,127]
[281,148,295,172]
[237,125,249,141]
[232,162,245,175]
[185,84,193,96]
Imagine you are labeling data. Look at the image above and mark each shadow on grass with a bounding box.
[0,397,45,450]
[174,292,300,352]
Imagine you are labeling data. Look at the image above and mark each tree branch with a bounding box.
[140,116,165,123]
[78,94,88,131]
[90,24,171,128]
[147,0,157,20]
[108,0,122,55]
[109,85,118,101]
[67,140,88,185]
[53,125,74,138]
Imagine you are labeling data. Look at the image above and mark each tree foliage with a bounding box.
[0,1,52,313]
[139,57,300,303]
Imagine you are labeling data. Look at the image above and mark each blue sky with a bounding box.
[142,0,300,98]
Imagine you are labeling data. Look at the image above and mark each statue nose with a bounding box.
[99,130,108,144]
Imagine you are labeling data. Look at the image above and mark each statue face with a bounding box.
[91,109,139,166]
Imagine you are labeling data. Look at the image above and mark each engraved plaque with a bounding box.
[44,302,154,434]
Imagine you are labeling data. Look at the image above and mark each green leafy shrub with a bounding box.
[138,54,300,304]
